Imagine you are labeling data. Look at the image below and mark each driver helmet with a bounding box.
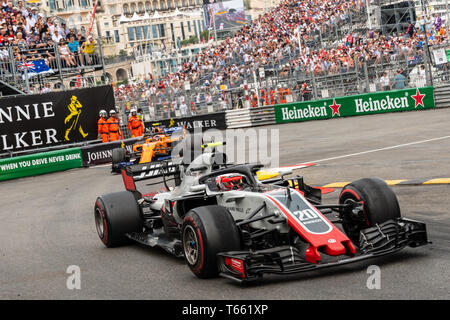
[216,173,244,191]
[99,109,107,117]
[153,126,163,134]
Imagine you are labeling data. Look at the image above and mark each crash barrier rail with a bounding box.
[0,147,83,181]
[225,87,437,128]
[434,83,450,109]
[0,138,102,159]
[226,106,276,129]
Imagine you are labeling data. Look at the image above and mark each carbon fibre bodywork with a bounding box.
[101,151,430,282]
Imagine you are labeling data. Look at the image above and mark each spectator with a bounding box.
[179,101,188,116]
[380,72,391,91]
[81,35,96,65]
[406,22,416,38]
[67,35,82,65]
[301,82,311,101]
[58,39,76,67]
[40,83,51,93]
[393,69,406,89]
[51,29,62,43]
[433,14,442,31]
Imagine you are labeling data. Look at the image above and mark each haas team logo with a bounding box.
[64,95,89,141]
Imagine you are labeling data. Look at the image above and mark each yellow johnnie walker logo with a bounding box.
[64,95,88,141]
[169,118,175,127]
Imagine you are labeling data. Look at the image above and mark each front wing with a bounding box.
[217,218,429,283]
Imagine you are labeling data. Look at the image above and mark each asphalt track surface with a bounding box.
[1,108,450,300]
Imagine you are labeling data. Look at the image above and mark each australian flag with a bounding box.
[18,59,53,79]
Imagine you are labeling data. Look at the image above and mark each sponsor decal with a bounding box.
[0,85,114,153]
[275,87,434,124]
[81,138,138,166]
[0,148,83,181]
[64,96,89,141]
[133,161,177,181]
[270,190,332,235]
[145,112,226,132]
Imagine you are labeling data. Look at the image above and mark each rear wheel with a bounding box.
[111,148,126,172]
[94,191,143,247]
[182,205,241,278]
[339,178,400,245]
[112,148,126,164]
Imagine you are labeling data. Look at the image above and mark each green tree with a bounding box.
[200,30,210,43]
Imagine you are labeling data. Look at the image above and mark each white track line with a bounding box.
[308,135,450,164]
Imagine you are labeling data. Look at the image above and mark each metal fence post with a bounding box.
[311,72,318,99]
[54,43,65,89]
[419,0,434,87]
[364,62,370,93]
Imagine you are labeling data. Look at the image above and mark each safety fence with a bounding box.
[116,42,450,125]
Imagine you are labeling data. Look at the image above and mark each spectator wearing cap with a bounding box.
[52,28,62,43]
[26,11,35,28]
[30,7,38,20]
[81,35,96,65]
[58,22,68,39]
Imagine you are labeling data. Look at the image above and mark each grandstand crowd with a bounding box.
[0,0,99,85]
[1,0,448,110]
[113,0,448,116]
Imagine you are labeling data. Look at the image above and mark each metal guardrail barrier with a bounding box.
[434,84,450,108]
[0,138,102,159]
[226,106,276,129]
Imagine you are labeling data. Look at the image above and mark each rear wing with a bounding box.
[121,160,181,193]
[124,160,180,182]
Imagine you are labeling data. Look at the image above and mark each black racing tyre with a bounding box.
[112,148,126,166]
[94,191,143,248]
[338,177,401,244]
[182,205,241,278]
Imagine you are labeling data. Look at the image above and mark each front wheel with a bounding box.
[181,205,241,278]
[338,178,400,245]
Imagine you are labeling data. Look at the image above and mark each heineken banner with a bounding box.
[274,87,435,124]
[0,148,83,181]
[0,85,114,153]
[145,112,227,132]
